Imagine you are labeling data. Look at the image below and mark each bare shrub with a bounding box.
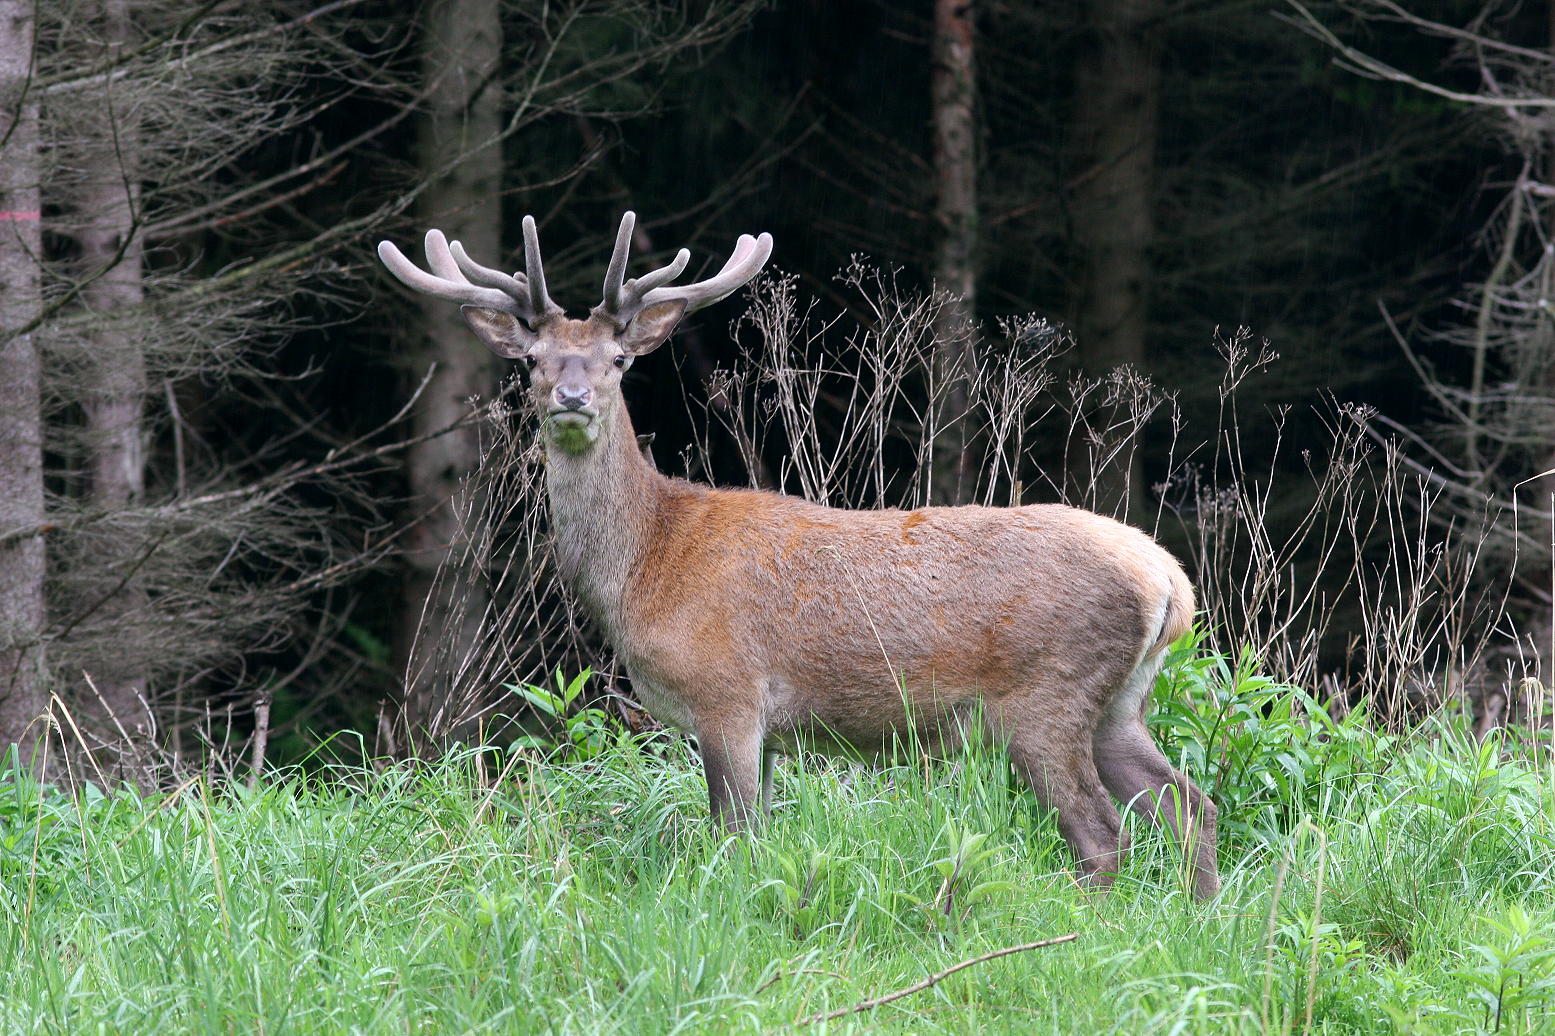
[1289,0,1554,734]
[1163,331,1512,727]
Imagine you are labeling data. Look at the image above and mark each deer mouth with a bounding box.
[544,407,601,449]
[547,408,596,428]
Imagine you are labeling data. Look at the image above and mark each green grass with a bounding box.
[4,659,1555,1033]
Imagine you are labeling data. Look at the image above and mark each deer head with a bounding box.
[378,212,773,453]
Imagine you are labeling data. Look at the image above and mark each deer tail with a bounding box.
[1150,565,1197,657]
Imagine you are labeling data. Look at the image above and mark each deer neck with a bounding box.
[541,398,660,635]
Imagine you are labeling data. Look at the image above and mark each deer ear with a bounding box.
[620,299,687,356]
[461,306,538,359]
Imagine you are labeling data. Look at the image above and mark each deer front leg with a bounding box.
[760,749,778,816]
[695,717,764,832]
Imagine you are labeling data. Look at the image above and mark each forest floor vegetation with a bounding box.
[3,637,1555,1034]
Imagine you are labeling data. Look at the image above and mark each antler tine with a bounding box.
[599,212,692,307]
[521,215,564,322]
[632,248,692,296]
[449,239,529,296]
[592,214,771,327]
[377,230,531,317]
[422,228,463,281]
[601,211,636,314]
[641,232,774,314]
[595,210,687,326]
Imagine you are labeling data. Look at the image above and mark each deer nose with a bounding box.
[553,385,593,411]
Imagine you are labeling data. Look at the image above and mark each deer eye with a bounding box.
[613,354,627,369]
[522,355,537,370]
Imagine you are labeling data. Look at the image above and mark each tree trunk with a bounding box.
[930,0,978,506]
[1535,0,1555,693]
[397,0,503,745]
[0,0,48,764]
[1071,0,1160,519]
[75,0,149,745]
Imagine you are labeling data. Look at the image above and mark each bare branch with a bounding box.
[1286,0,1555,109]
[790,934,1079,1026]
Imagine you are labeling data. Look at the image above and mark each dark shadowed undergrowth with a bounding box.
[4,639,1554,1034]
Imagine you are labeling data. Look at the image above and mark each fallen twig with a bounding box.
[789,933,1079,1026]
[757,967,848,996]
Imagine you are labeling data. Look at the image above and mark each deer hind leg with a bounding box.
[1093,656,1221,900]
[997,707,1129,892]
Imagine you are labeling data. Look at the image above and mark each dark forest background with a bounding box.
[2,0,1551,779]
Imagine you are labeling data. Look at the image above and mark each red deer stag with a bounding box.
[377,212,1220,899]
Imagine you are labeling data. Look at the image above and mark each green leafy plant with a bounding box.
[762,847,831,939]
[1150,628,1379,842]
[1454,905,1555,1034]
[1273,911,1367,979]
[0,777,71,884]
[905,820,1017,927]
[0,758,119,892]
[504,668,622,762]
